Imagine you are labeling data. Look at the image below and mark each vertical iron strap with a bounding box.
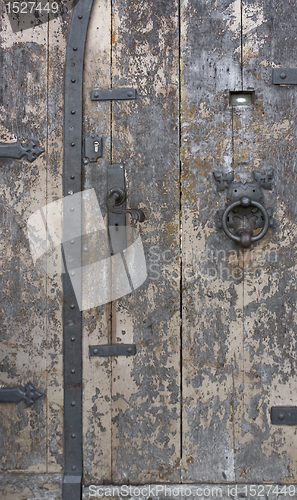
[63,1,94,499]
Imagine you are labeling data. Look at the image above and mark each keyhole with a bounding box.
[94,140,99,152]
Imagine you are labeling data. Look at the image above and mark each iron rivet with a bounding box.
[71,433,76,438]
[70,175,75,179]
[71,401,76,406]
[73,47,78,51]
[71,78,76,83]
[93,349,98,354]
[71,142,75,147]
[70,304,75,308]
[94,92,99,98]
[280,72,287,80]
[70,240,75,244]
[127,348,132,353]
[71,369,75,374]
[72,465,76,471]
[241,197,250,207]
[91,134,95,138]
[83,247,88,252]
[70,208,74,211]
[71,110,75,114]
[71,272,75,276]
[71,337,75,342]
[127,91,133,97]
[278,412,285,420]
[68,190,74,195]
[83,159,89,165]
[78,14,83,18]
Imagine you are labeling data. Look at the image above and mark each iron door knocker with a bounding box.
[214,169,276,248]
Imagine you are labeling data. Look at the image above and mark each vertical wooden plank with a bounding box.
[82,0,112,483]
[180,0,244,482]
[0,9,48,471]
[110,0,181,483]
[233,0,297,482]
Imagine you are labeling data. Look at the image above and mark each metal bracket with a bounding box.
[271,407,297,425]
[83,135,103,162]
[273,68,297,85]
[0,382,43,406]
[90,88,136,101]
[0,139,44,162]
[89,344,136,357]
[63,0,95,498]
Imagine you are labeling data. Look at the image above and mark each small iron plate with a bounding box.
[271,407,297,425]
[89,344,136,357]
[273,68,297,85]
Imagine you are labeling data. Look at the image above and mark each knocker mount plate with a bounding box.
[214,169,276,248]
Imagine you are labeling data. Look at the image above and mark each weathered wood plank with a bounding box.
[110,0,181,483]
[180,0,244,482]
[232,0,297,482]
[82,0,112,483]
[0,8,49,471]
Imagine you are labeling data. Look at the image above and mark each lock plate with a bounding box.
[108,164,127,254]
[83,135,103,162]
[0,382,43,406]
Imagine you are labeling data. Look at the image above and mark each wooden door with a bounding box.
[83,0,297,489]
[181,0,297,484]
[1,0,297,497]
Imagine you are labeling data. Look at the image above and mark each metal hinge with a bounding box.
[0,382,44,406]
[89,344,136,357]
[0,139,44,162]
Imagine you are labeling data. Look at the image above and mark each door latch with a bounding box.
[107,187,145,222]
[214,169,275,248]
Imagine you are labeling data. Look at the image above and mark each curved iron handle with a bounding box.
[222,197,269,248]
[106,187,145,222]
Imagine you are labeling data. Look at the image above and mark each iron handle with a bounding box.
[106,187,145,222]
[222,197,269,248]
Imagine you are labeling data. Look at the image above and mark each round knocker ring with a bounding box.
[222,196,270,247]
